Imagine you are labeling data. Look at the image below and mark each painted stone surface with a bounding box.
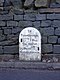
[19,27,41,61]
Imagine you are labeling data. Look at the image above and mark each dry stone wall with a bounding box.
[0,0,60,54]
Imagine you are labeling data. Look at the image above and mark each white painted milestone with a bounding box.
[19,27,41,61]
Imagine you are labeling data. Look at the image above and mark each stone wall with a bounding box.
[0,0,60,54]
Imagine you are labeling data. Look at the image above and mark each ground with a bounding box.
[0,69,60,80]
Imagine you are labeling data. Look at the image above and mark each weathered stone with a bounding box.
[58,38,60,43]
[0,35,5,41]
[40,27,54,36]
[13,9,23,15]
[24,10,37,14]
[0,21,5,26]
[0,46,3,54]
[53,45,60,53]
[55,28,60,35]
[32,21,40,28]
[53,63,60,69]
[53,57,58,62]
[42,36,47,43]
[4,29,11,34]
[50,3,60,8]
[24,0,34,7]
[0,62,15,68]
[0,40,17,46]
[4,0,11,6]
[0,30,3,35]
[42,44,53,53]
[48,36,58,43]
[52,20,60,27]
[39,8,60,13]
[47,60,51,63]
[7,21,18,27]
[47,14,60,20]
[36,14,46,20]
[50,0,56,3]
[3,6,12,11]
[56,0,60,4]
[24,13,36,21]
[0,14,13,20]
[12,27,22,34]
[10,0,22,9]
[0,55,14,62]
[0,0,4,3]
[42,59,46,62]
[18,21,32,27]
[4,45,19,54]
[0,2,3,6]
[0,7,3,10]
[2,26,12,29]
[7,34,18,40]
[35,0,48,7]
[0,11,8,14]
[41,20,51,27]
[14,15,23,20]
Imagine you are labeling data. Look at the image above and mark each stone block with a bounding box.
[32,21,40,28]
[12,28,18,34]
[0,11,8,15]
[47,14,60,20]
[0,7,3,10]
[14,15,23,21]
[50,3,60,8]
[35,0,48,7]
[0,14,13,20]
[0,35,5,41]
[0,21,5,26]
[56,0,60,4]
[12,27,22,34]
[7,21,18,27]
[0,30,2,35]
[41,20,51,27]
[10,0,22,9]
[42,44,53,53]
[24,13,36,21]
[53,63,60,69]
[13,9,23,15]
[0,0,4,3]
[58,38,60,43]
[36,14,46,20]
[24,0,34,7]
[18,21,32,27]
[0,55,14,62]
[4,29,11,34]
[55,28,60,35]
[0,46,3,54]
[48,36,58,43]
[52,20,60,27]
[4,0,9,6]
[4,45,19,54]
[42,36,47,43]
[0,62,15,68]
[0,40,17,46]
[40,27,54,36]
[53,45,60,53]
[6,34,18,40]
